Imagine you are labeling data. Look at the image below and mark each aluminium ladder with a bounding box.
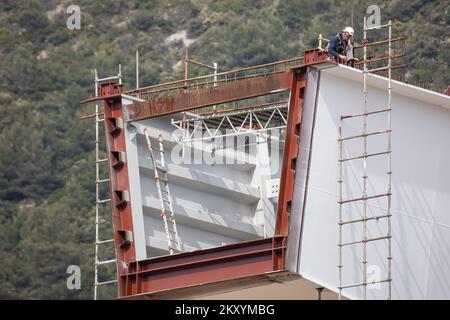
[143,129,182,255]
[338,19,393,300]
[93,68,121,300]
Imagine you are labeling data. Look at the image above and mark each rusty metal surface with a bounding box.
[126,71,291,120]
[303,48,328,65]
[118,236,286,297]
[445,85,450,96]
[121,270,298,300]
[80,93,122,105]
[100,83,136,296]
[275,68,308,236]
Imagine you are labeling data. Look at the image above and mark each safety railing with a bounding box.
[353,36,407,74]
[123,56,304,101]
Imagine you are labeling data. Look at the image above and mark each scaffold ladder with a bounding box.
[338,19,393,300]
[143,129,182,255]
[93,68,121,300]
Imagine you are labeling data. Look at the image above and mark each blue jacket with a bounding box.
[328,32,348,58]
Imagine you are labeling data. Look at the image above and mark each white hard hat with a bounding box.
[343,26,354,36]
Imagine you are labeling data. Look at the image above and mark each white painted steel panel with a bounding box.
[295,65,450,299]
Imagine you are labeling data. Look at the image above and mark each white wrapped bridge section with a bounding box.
[288,64,450,300]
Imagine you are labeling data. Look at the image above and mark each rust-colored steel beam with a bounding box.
[445,85,450,96]
[100,82,137,293]
[303,48,328,64]
[81,93,122,105]
[126,71,292,120]
[275,67,308,235]
[195,99,289,117]
[118,236,286,297]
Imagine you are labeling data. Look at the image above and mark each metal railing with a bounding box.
[123,56,304,101]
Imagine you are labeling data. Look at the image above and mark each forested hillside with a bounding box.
[0,0,448,299]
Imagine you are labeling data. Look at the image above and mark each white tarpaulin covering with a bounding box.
[292,65,450,299]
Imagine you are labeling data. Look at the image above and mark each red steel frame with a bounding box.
[275,67,307,236]
[92,49,327,298]
[100,82,136,271]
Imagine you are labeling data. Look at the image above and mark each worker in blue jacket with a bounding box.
[328,27,354,63]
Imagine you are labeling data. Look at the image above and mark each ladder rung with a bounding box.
[164,217,175,224]
[97,159,108,163]
[96,239,115,244]
[96,259,116,266]
[95,279,118,286]
[166,221,176,227]
[366,66,390,73]
[162,198,171,203]
[339,129,391,141]
[96,178,110,184]
[339,150,391,162]
[339,235,392,247]
[96,198,111,204]
[339,278,391,290]
[96,118,105,122]
[150,146,163,152]
[341,108,391,120]
[339,214,392,225]
[98,75,121,82]
[364,23,391,31]
[339,192,391,204]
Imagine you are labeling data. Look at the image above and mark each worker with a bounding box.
[328,27,354,64]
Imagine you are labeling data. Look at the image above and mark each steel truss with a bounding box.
[171,101,288,143]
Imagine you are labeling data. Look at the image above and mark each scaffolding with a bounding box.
[338,19,393,300]
[93,66,122,300]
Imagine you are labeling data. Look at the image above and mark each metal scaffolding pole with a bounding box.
[338,18,393,300]
[93,66,122,300]
[386,20,393,301]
